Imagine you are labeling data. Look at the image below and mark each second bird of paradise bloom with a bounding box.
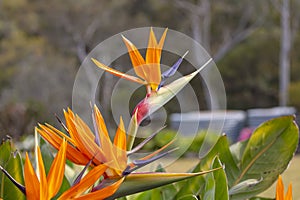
[276,175,293,200]
[2,139,121,200]
[24,140,123,200]
[35,105,179,198]
[36,105,174,176]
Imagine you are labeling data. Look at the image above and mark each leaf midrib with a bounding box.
[233,126,288,186]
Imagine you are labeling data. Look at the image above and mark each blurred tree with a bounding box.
[0,0,300,139]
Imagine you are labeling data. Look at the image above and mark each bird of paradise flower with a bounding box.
[0,139,122,200]
[92,27,212,149]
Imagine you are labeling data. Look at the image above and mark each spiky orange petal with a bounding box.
[285,183,293,200]
[91,58,145,85]
[93,106,124,174]
[122,35,148,80]
[24,153,40,200]
[47,139,67,198]
[36,126,90,165]
[146,27,166,91]
[37,147,48,200]
[74,177,125,200]
[58,164,107,200]
[73,115,106,165]
[276,175,284,200]
[113,117,127,171]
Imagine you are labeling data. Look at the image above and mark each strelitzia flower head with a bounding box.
[276,175,293,200]
[37,105,175,176]
[92,27,212,124]
[1,139,124,200]
[37,105,127,176]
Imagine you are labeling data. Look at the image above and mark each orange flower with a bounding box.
[92,27,168,93]
[276,175,292,200]
[36,105,127,176]
[23,138,122,200]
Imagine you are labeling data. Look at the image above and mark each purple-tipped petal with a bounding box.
[72,159,93,186]
[91,107,101,146]
[127,126,166,156]
[55,113,69,134]
[124,148,178,175]
[159,51,189,89]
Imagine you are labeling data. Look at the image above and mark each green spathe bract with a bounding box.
[0,139,25,200]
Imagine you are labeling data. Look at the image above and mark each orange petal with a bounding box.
[113,117,128,170]
[285,183,292,200]
[24,153,40,200]
[64,110,102,163]
[58,164,107,200]
[93,105,110,139]
[73,177,125,200]
[276,175,284,200]
[47,139,67,198]
[157,28,168,54]
[93,106,119,169]
[146,27,162,90]
[138,138,175,161]
[44,123,75,144]
[73,115,106,164]
[113,117,127,151]
[91,58,145,85]
[36,126,90,165]
[37,147,48,200]
[122,35,148,80]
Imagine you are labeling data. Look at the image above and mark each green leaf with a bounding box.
[39,141,70,199]
[230,116,299,199]
[230,139,248,166]
[0,140,25,200]
[175,135,238,199]
[202,166,215,200]
[201,156,228,200]
[212,157,228,200]
[127,111,139,151]
[177,194,198,200]
[249,197,274,200]
[0,140,11,166]
[123,164,178,200]
[106,168,220,199]
[200,135,239,187]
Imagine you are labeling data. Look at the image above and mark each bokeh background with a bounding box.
[0,0,299,141]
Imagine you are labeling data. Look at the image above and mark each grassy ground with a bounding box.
[163,155,300,198]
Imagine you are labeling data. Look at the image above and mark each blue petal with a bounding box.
[127,126,166,156]
[159,51,188,90]
[72,159,93,186]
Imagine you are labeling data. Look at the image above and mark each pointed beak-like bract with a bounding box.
[133,58,213,125]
